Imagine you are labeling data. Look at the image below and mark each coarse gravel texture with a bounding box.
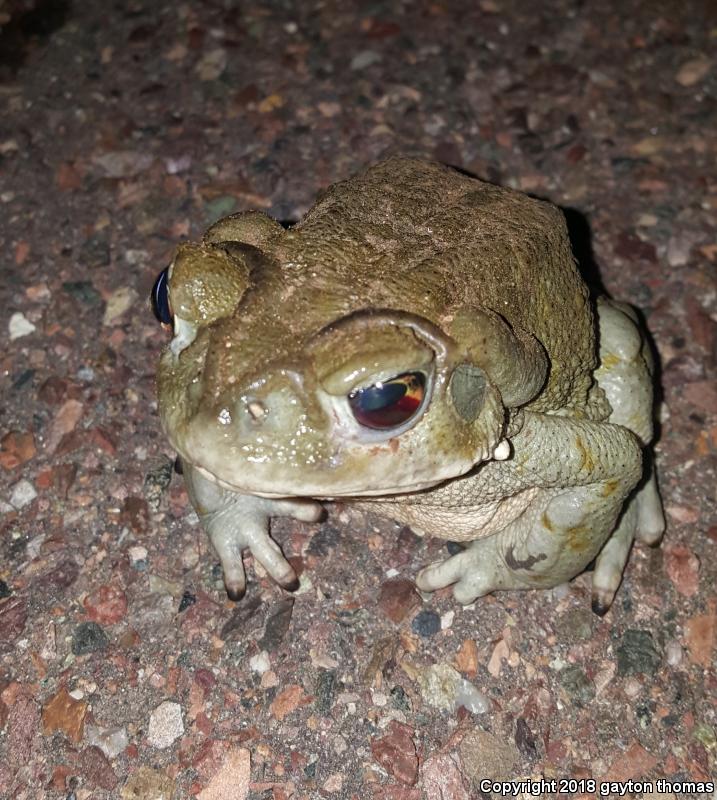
[1,1,716,799]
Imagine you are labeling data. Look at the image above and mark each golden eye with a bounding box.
[348,372,426,430]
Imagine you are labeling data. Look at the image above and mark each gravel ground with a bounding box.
[1,1,715,798]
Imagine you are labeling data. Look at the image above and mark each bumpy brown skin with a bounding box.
[157,158,663,609]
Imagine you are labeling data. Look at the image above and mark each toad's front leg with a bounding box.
[416,413,643,611]
[184,465,323,599]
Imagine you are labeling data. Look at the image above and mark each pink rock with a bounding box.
[421,752,471,800]
[197,747,250,800]
[663,544,700,597]
[83,585,128,625]
[371,721,418,786]
[378,578,422,623]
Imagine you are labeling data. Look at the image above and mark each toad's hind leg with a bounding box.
[590,298,665,611]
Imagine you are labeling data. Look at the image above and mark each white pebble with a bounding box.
[147,701,184,749]
[9,312,36,340]
[10,480,37,509]
[249,651,271,674]
[665,639,683,667]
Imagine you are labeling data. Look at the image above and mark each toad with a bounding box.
[153,157,664,613]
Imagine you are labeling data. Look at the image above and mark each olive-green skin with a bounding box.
[157,158,664,609]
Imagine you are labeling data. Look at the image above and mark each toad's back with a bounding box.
[282,157,596,413]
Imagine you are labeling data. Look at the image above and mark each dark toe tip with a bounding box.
[591,598,610,616]
[225,583,246,602]
[280,576,300,592]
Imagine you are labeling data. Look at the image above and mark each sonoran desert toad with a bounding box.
[153,157,664,614]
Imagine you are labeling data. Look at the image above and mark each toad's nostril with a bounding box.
[247,400,268,420]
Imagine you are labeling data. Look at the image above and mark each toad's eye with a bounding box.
[151,267,172,326]
[348,372,426,430]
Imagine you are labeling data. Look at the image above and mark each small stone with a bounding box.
[147,701,184,749]
[454,639,479,677]
[0,431,36,470]
[9,479,37,509]
[8,312,36,340]
[665,639,683,667]
[197,748,250,800]
[92,150,154,178]
[371,721,418,786]
[390,685,412,712]
[85,723,129,758]
[417,663,489,714]
[515,717,538,759]
[616,630,661,676]
[675,56,712,87]
[663,544,700,597]
[411,608,441,637]
[121,766,175,800]
[258,597,295,651]
[121,496,150,533]
[249,651,270,674]
[684,604,716,667]
[666,235,692,267]
[604,740,658,781]
[378,578,421,623]
[322,773,344,793]
[83,585,128,625]
[554,607,594,640]
[196,47,228,81]
[178,590,195,612]
[143,459,174,510]
[41,687,87,743]
[128,545,148,567]
[459,727,519,782]
[46,399,84,453]
[78,745,118,790]
[269,684,310,721]
[315,669,337,715]
[559,664,595,707]
[71,622,109,655]
[421,752,471,800]
[103,286,138,325]
[351,50,382,70]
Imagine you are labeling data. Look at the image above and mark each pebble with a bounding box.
[147,701,184,749]
[351,50,382,70]
[120,766,175,800]
[616,629,661,676]
[83,584,128,625]
[663,544,700,597]
[459,726,520,782]
[103,286,138,325]
[8,312,36,340]
[411,609,441,637]
[71,622,110,655]
[128,545,148,567]
[421,752,471,800]
[453,639,479,677]
[378,578,422,623]
[559,664,595,707]
[41,687,87,743]
[249,650,270,675]
[416,663,490,714]
[665,639,683,667]
[269,684,309,721]
[675,56,712,87]
[197,747,250,800]
[9,480,37,509]
[85,723,129,758]
[371,720,418,786]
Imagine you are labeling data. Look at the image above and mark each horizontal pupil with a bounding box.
[349,373,425,430]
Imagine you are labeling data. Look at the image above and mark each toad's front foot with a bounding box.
[185,465,323,599]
